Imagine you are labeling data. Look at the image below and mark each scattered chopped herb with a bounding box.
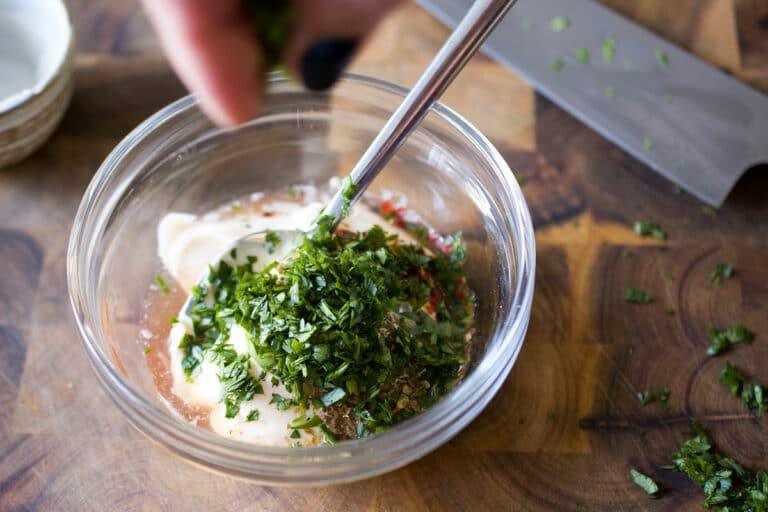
[231,202,241,211]
[643,137,653,150]
[287,186,297,197]
[550,15,570,32]
[655,50,669,66]
[620,248,632,258]
[702,205,718,216]
[707,324,754,356]
[576,47,590,63]
[625,287,653,304]
[245,0,294,72]
[245,409,260,422]
[517,175,528,186]
[630,468,661,498]
[547,412,559,421]
[662,421,768,510]
[270,393,297,412]
[522,19,534,31]
[143,347,152,355]
[551,57,565,73]
[290,429,301,439]
[264,231,281,254]
[155,275,170,295]
[169,316,178,325]
[602,36,616,63]
[518,418,525,425]
[633,221,666,241]
[663,93,675,103]
[665,308,676,317]
[637,391,654,406]
[340,175,359,219]
[719,361,767,416]
[604,87,615,97]
[710,263,734,284]
[663,271,674,280]
[658,389,670,411]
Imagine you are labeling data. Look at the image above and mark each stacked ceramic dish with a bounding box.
[0,0,74,168]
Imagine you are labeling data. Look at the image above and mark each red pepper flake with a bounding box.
[262,211,274,217]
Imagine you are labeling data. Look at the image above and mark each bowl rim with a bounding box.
[0,0,73,114]
[67,72,536,484]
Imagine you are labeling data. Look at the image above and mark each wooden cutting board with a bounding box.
[1,1,766,510]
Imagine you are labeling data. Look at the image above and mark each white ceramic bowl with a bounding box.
[0,0,74,168]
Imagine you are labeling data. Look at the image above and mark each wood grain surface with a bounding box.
[1,1,767,510]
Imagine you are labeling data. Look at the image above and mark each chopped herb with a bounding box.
[287,186,297,197]
[633,221,666,240]
[637,391,654,406]
[663,421,768,510]
[663,93,675,103]
[604,87,615,97]
[625,287,653,304]
[602,36,616,63]
[522,19,534,31]
[550,16,570,32]
[230,202,241,211]
[289,415,323,430]
[518,418,525,425]
[517,175,528,186]
[340,175,359,219]
[264,231,281,254]
[665,308,676,317]
[702,205,718,216]
[658,389,670,411]
[720,361,767,415]
[245,409,260,422]
[630,468,660,498]
[576,47,590,63]
[643,138,653,150]
[655,50,669,66]
[169,316,178,325]
[547,412,559,421]
[143,347,152,355]
[620,248,632,258]
[663,271,674,280]
[155,275,170,295]
[245,0,294,72]
[707,324,754,356]
[551,57,565,73]
[290,429,300,439]
[710,263,734,284]
[270,394,297,412]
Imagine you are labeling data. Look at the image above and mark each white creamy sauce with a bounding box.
[157,192,418,446]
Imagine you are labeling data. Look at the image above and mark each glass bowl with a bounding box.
[67,73,535,485]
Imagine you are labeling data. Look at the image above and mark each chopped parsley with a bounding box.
[517,175,528,186]
[576,48,590,63]
[710,263,733,284]
[264,231,281,254]
[602,36,616,63]
[155,275,170,295]
[633,221,666,240]
[551,57,565,73]
[143,347,152,355]
[643,137,653,150]
[658,389,670,411]
[662,421,768,510]
[719,361,767,416]
[637,389,670,409]
[655,50,669,66]
[550,16,570,32]
[706,324,754,356]
[604,87,615,97]
[665,308,676,317]
[287,186,297,197]
[702,205,718,216]
[178,209,474,437]
[245,409,260,422]
[630,468,660,498]
[245,1,294,72]
[625,287,652,304]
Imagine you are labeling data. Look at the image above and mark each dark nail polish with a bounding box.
[302,38,358,91]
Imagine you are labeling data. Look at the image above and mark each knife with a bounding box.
[417,0,768,206]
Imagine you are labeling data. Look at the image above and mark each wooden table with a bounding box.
[2,1,767,510]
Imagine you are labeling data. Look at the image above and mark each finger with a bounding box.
[141,0,265,125]
[284,0,402,90]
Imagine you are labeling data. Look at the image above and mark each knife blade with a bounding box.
[417,0,768,206]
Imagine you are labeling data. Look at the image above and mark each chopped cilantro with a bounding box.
[602,36,616,63]
[576,47,590,63]
[270,394,297,411]
[620,248,631,258]
[245,409,260,422]
[633,221,666,240]
[630,468,660,498]
[663,271,674,280]
[665,308,676,317]
[662,421,768,509]
[155,275,170,295]
[551,57,565,73]
[658,389,670,411]
[245,0,294,71]
[290,429,300,439]
[340,176,359,218]
[604,87,615,97]
[287,186,297,197]
[143,347,152,355]
[655,50,669,66]
[550,16,570,32]
[720,361,767,416]
[517,175,528,186]
[625,287,652,304]
[702,205,718,216]
[264,231,281,254]
[707,324,754,356]
[643,138,653,150]
[710,263,733,284]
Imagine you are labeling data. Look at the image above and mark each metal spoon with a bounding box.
[183,0,516,316]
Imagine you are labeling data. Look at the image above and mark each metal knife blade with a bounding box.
[417,0,768,206]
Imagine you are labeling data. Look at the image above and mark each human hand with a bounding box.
[142,0,401,126]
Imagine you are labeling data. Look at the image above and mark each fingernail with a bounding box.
[302,38,358,91]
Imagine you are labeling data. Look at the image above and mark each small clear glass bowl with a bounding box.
[67,74,535,485]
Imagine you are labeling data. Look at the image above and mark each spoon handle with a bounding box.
[323,0,517,226]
